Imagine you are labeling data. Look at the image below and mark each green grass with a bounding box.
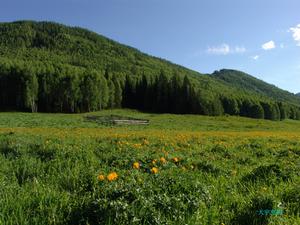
[1,109,300,131]
[0,110,299,224]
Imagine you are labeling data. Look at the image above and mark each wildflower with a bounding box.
[261,187,268,192]
[152,159,157,165]
[231,170,237,176]
[172,157,179,163]
[142,139,149,145]
[151,167,159,174]
[97,174,105,181]
[133,162,140,169]
[107,172,118,181]
[160,157,167,164]
[133,143,142,149]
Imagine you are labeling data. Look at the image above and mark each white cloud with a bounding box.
[252,55,259,60]
[234,46,246,53]
[289,24,300,46]
[207,44,246,55]
[262,40,276,50]
[207,44,230,55]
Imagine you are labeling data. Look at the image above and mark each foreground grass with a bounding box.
[0,110,299,224]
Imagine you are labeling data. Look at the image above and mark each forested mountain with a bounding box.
[0,20,300,120]
[296,93,300,97]
[212,69,300,106]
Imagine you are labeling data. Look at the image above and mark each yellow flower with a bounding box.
[231,170,237,176]
[107,172,118,181]
[160,157,167,164]
[172,157,179,163]
[152,159,157,165]
[97,174,105,181]
[261,187,268,192]
[142,139,149,145]
[133,162,140,169]
[133,143,142,149]
[151,167,159,174]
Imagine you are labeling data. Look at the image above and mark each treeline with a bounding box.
[122,71,300,120]
[0,60,120,113]
[0,21,300,121]
[0,59,300,120]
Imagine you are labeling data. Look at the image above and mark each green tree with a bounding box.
[24,72,39,112]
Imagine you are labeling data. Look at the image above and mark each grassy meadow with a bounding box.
[0,109,299,225]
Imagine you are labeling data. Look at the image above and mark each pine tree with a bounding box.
[112,75,122,108]
[107,78,115,109]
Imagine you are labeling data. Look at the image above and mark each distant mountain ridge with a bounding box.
[0,20,299,120]
[212,69,300,106]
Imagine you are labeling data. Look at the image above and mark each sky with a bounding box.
[1,0,300,93]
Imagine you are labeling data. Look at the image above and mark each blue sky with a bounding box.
[1,0,300,93]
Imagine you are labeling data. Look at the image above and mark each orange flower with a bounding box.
[151,167,159,174]
[97,174,105,181]
[172,157,179,163]
[107,172,118,181]
[142,139,149,145]
[133,162,140,169]
[160,157,167,164]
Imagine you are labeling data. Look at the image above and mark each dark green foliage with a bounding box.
[240,100,264,119]
[221,96,240,115]
[231,194,275,225]
[278,102,287,120]
[0,21,299,120]
[242,164,290,184]
[282,185,300,215]
[122,75,136,109]
[213,69,300,106]
[112,75,122,108]
[261,102,280,121]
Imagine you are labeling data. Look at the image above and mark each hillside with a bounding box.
[0,20,299,120]
[296,93,300,97]
[212,69,300,106]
